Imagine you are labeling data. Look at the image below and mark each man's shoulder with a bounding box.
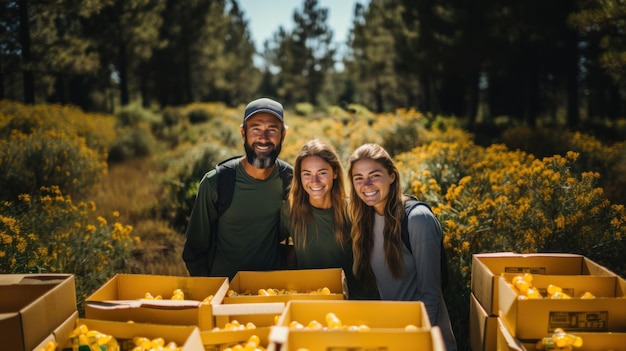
[216,156,243,171]
[276,158,293,171]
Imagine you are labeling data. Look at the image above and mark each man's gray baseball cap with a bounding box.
[243,98,284,124]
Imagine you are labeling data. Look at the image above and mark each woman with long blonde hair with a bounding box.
[348,143,456,350]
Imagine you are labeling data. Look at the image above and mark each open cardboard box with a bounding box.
[269,300,434,351]
[471,253,616,316]
[217,268,346,328]
[274,300,431,331]
[498,273,626,340]
[268,326,445,351]
[55,316,204,351]
[0,274,77,351]
[85,273,229,330]
[470,292,498,351]
[497,316,626,351]
[225,268,347,303]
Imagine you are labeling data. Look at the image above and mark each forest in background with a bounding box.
[2,0,626,134]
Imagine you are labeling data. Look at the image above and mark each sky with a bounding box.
[237,0,371,56]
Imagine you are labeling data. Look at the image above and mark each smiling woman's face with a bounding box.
[351,158,395,215]
[300,155,336,209]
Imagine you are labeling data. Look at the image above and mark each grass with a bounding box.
[91,157,188,276]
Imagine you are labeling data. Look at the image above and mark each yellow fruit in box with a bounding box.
[258,289,270,296]
[290,321,304,329]
[151,337,165,347]
[165,341,180,350]
[73,324,89,336]
[307,320,324,330]
[580,291,595,299]
[358,324,370,332]
[203,294,214,303]
[526,287,542,299]
[551,291,572,299]
[405,324,419,331]
[36,340,57,351]
[513,275,530,294]
[248,335,261,346]
[325,312,342,329]
[134,337,152,349]
[537,328,583,350]
[547,284,562,296]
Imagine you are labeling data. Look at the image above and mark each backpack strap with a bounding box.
[215,156,241,216]
[402,195,449,289]
[276,159,294,200]
[215,156,293,216]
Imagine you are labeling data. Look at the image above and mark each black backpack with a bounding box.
[401,196,449,289]
[215,156,293,215]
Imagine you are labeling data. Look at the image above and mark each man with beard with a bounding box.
[183,98,293,279]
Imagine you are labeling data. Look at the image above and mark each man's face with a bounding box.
[241,112,285,169]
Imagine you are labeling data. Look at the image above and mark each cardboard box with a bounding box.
[56,317,204,351]
[497,317,524,351]
[84,273,229,330]
[470,293,498,351]
[498,273,626,340]
[497,316,626,351]
[201,325,272,351]
[0,274,77,351]
[225,268,347,303]
[471,253,616,316]
[218,269,346,328]
[275,300,432,330]
[269,326,446,351]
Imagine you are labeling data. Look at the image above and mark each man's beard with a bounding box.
[244,138,282,169]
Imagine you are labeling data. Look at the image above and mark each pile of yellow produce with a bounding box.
[223,335,265,351]
[69,324,119,351]
[143,289,214,303]
[130,336,183,351]
[36,340,57,351]
[507,273,596,299]
[227,287,332,297]
[211,320,258,332]
[287,312,418,332]
[536,328,583,350]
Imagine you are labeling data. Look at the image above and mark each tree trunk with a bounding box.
[18,0,34,104]
[565,31,580,128]
[119,43,130,106]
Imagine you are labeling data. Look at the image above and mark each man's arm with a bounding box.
[182,171,218,276]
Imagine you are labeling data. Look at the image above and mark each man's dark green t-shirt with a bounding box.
[183,159,286,279]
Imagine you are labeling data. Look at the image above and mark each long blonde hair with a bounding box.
[348,143,405,288]
[288,139,349,250]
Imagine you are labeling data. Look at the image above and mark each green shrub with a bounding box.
[0,186,136,312]
[108,125,160,162]
[158,142,229,229]
[294,102,315,116]
[116,103,163,127]
[188,108,213,124]
[162,106,185,127]
[0,129,107,201]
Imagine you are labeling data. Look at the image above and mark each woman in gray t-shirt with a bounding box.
[347,143,457,351]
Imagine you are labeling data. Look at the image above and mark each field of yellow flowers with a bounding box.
[1,100,625,350]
